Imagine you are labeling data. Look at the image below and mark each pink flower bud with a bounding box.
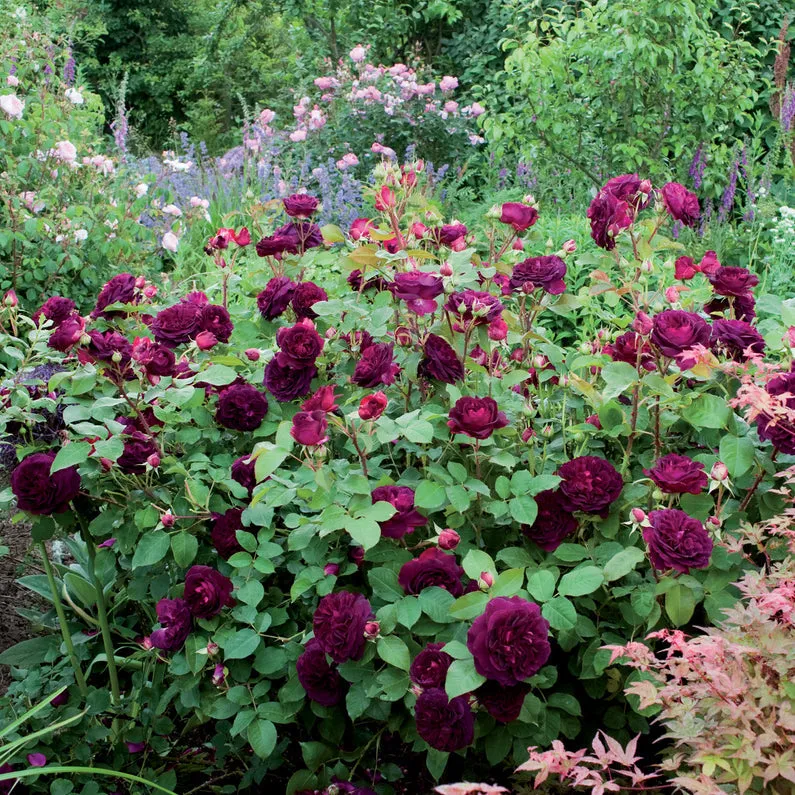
[585,414,601,429]
[438,528,460,550]
[161,511,175,527]
[324,562,340,576]
[488,317,508,341]
[100,457,113,471]
[633,311,653,336]
[639,179,652,194]
[439,261,453,276]
[478,572,494,591]
[143,284,158,298]
[394,326,412,346]
[710,462,729,482]
[364,621,380,640]
[195,331,218,350]
[706,515,721,529]
[206,642,219,656]
[325,327,337,339]
[630,507,647,525]
[533,354,547,369]
[542,425,553,438]
[665,286,680,303]
[27,753,47,768]
[521,280,535,294]
[374,186,396,211]
[146,453,160,468]
[510,348,525,362]
[3,289,18,307]
[521,427,536,442]
[135,276,146,289]
[141,636,154,651]
[562,239,577,254]
[212,664,226,686]
[244,348,260,361]
[451,238,467,252]
[411,222,428,238]
[512,238,524,251]
[640,259,653,274]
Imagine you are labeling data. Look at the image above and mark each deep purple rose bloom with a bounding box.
[276,321,324,368]
[257,276,296,320]
[216,383,269,431]
[415,688,474,751]
[117,429,158,474]
[398,548,464,596]
[34,295,76,326]
[150,598,192,651]
[312,591,372,663]
[522,489,578,551]
[291,281,328,319]
[651,310,711,358]
[392,272,444,315]
[467,596,551,686]
[708,266,759,298]
[255,223,301,257]
[710,319,765,361]
[210,508,244,559]
[352,342,399,388]
[448,396,509,440]
[151,301,203,347]
[371,485,426,539]
[296,639,346,706]
[704,293,756,323]
[643,509,713,574]
[263,359,317,402]
[11,452,80,514]
[231,456,256,495]
[644,454,708,495]
[509,255,567,295]
[283,193,319,218]
[500,202,538,232]
[200,304,234,343]
[290,410,329,446]
[756,372,795,454]
[444,290,504,327]
[290,221,323,252]
[477,680,530,723]
[430,223,468,247]
[84,329,133,368]
[587,190,633,250]
[602,173,644,201]
[603,332,655,371]
[661,182,700,227]
[418,334,464,384]
[410,642,454,688]
[133,338,176,377]
[48,313,85,351]
[183,565,234,618]
[92,273,137,318]
[558,456,623,517]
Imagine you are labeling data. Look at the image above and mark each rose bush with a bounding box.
[0,165,788,794]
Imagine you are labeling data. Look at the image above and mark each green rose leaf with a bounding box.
[445,657,486,700]
[377,635,410,670]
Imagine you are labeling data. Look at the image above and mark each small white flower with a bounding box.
[162,203,182,217]
[134,183,148,198]
[162,231,179,253]
[65,87,84,105]
[0,93,24,119]
[74,229,88,242]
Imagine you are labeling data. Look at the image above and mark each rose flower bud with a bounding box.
[364,621,380,640]
[358,391,388,421]
[244,348,260,361]
[478,571,494,591]
[438,528,460,550]
[710,461,729,482]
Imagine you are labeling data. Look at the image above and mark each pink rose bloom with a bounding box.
[53,140,77,163]
[308,107,326,129]
[7,75,19,87]
[350,45,367,62]
[417,82,435,95]
[289,129,307,142]
[469,101,485,116]
[443,100,459,114]
[314,76,335,90]
[336,153,359,170]
[439,75,459,91]
[259,108,276,125]
[0,93,23,119]
[389,64,408,76]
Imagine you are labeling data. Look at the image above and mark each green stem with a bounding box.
[39,543,88,696]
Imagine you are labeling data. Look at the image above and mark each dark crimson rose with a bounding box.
[358,392,388,420]
[151,301,203,347]
[216,383,269,431]
[83,330,133,371]
[477,680,530,723]
[200,304,234,343]
[558,456,623,516]
[302,385,339,413]
[710,319,765,360]
[603,332,655,371]
[48,313,85,352]
[255,223,301,257]
[372,485,426,539]
[431,223,468,247]
[444,290,504,327]
[704,293,756,322]
[290,410,329,446]
[448,396,508,440]
[210,508,244,559]
[11,452,80,514]
[644,454,708,495]
[183,565,234,618]
[587,190,633,250]
[150,598,192,651]
[132,338,176,377]
[398,548,464,596]
[602,173,644,201]
[91,273,137,318]
[674,256,697,281]
[467,596,551,686]
[257,276,296,320]
[415,688,474,752]
[756,372,795,454]
[296,639,346,706]
[522,489,578,551]
[184,291,209,306]
[312,590,372,663]
[117,429,158,473]
[500,202,538,232]
[291,281,328,319]
[352,342,399,388]
[643,509,713,574]
[708,266,759,298]
[283,193,319,218]
[392,272,444,315]
[418,334,464,384]
[410,642,454,688]
[651,309,710,358]
[509,255,567,295]
[231,456,256,495]
[290,221,323,252]
[34,295,76,326]
[205,227,250,252]
[276,320,324,368]
[661,182,700,227]
[263,359,317,402]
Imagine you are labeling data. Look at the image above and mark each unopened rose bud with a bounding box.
[559,375,569,387]
[511,348,525,362]
[147,453,160,468]
[522,280,535,294]
[394,326,412,346]
[135,276,146,289]
[99,457,113,471]
[533,354,547,369]
[212,664,226,687]
[487,318,508,341]
[710,462,729,482]
[542,425,554,438]
[195,331,218,350]
[652,488,665,502]
[512,238,524,251]
[141,636,154,651]
[640,260,653,274]
[633,312,653,336]
[630,507,647,525]
[244,348,260,361]
[523,194,536,207]
[3,289,18,307]
[451,238,467,252]
[161,511,175,527]
[111,351,123,363]
[521,427,536,442]
[349,546,365,567]
[478,572,494,591]
[665,286,680,303]
[639,179,652,194]
[438,528,460,550]
[411,222,427,238]
[364,621,380,640]
[206,642,219,656]
[324,562,340,576]
[562,239,576,254]
[440,261,453,276]
[706,515,721,529]
[143,284,157,298]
